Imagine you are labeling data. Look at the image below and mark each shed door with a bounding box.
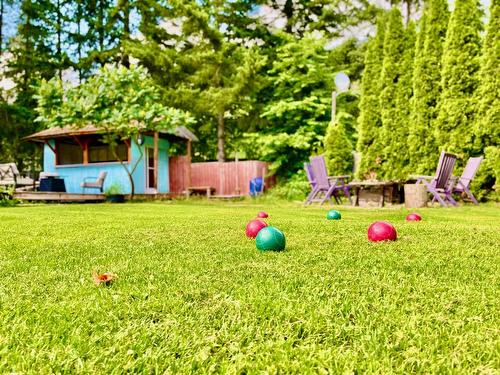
[146,147,156,192]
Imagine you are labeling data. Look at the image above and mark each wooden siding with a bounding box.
[169,156,191,194]
[169,158,274,196]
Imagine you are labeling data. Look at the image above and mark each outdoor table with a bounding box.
[349,180,399,207]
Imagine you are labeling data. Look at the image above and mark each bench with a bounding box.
[186,186,216,198]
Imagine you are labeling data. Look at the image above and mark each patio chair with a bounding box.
[0,163,35,189]
[452,156,483,205]
[81,171,108,193]
[304,162,317,203]
[414,152,457,207]
[305,156,352,205]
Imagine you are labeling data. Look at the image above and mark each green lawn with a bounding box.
[0,201,499,373]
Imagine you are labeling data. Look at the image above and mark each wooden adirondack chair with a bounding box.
[414,152,457,207]
[305,156,351,205]
[304,162,317,203]
[452,156,483,205]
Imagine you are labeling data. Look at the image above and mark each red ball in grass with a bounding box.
[406,213,422,221]
[367,221,397,242]
[245,219,268,238]
[257,211,269,218]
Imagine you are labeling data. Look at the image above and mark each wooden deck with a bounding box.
[14,192,106,202]
[13,192,179,202]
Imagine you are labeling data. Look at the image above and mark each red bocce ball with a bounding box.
[367,221,397,242]
[406,213,422,221]
[257,211,269,218]
[245,219,268,238]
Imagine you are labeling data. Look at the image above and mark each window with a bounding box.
[88,139,128,163]
[56,139,83,165]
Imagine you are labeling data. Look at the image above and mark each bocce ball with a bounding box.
[406,213,422,221]
[256,226,286,251]
[245,219,268,238]
[367,221,397,242]
[257,211,269,218]
[327,210,341,220]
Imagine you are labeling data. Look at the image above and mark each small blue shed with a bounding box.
[25,125,197,195]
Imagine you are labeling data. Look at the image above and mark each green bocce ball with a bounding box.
[327,210,341,220]
[256,226,286,252]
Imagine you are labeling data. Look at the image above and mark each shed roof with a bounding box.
[24,125,198,142]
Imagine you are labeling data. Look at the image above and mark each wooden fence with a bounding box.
[169,157,274,196]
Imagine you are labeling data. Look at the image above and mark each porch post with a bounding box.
[154,131,159,191]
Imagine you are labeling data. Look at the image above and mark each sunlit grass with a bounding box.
[0,201,499,373]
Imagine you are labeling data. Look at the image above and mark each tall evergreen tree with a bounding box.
[357,15,386,179]
[409,0,448,174]
[324,118,353,176]
[382,20,415,179]
[435,0,482,159]
[470,0,499,200]
[473,0,499,151]
[378,7,406,179]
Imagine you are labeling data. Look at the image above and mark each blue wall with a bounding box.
[43,136,170,194]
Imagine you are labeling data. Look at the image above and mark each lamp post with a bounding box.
[332,72,350,123]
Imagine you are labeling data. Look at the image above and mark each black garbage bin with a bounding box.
[39,177,66,192]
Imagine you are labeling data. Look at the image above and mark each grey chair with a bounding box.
[0,163,35,188]
[81,171,108,193]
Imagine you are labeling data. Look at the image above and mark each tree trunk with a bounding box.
[77,0,82,82]
[283,0,294,34]
[405,0,411,25]
[98,0,105,66]
[217,112,225,162]
[111,145,135,198]
[56,0,62,79]
[120,0,130,67]
[0,0,4,55]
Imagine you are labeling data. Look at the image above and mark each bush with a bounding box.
[471,146,500,201]
[0,187,19,207]
[265,171,311,201]
[324,118,353,176]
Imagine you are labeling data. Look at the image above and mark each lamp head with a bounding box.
[334,72,350,92]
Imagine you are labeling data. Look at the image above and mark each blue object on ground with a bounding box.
[249,177,264,196]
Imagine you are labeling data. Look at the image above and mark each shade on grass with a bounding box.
[0,202,498,372]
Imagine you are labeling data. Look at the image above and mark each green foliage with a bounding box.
[357,15,386,179]
[409,0,449,174]
[0,203,499,371]
[104,183,124,196]
[471,146,500,201]
[35,65,192,139]
[324,118,353,176]
[0,186,19,207]
[265,172,310,201]
[379,8,407,179]
[435,0,482,159]
[128,0,268,162]
[265,0,379,37]
[250,33,362,177]
[473,0,499,152]
[239,129,320,177]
